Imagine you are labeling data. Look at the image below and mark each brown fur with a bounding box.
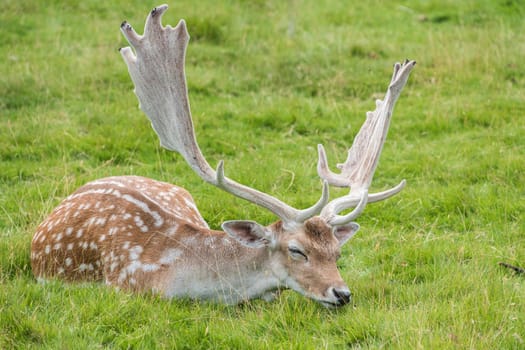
[31,176,207,286]
[32,176,352,305]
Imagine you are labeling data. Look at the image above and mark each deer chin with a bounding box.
[305,293,348,309]
[319,301,341,309]
[282,277,342,308]
[313,293,351,309]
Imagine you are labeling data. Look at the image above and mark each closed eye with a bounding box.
[288,247,308,261]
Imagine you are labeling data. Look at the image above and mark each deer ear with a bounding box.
[333,222,360,247]
[221,220,273,248]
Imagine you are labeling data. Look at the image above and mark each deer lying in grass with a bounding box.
[31,5,415,307]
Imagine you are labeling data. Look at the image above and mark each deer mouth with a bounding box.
[320,300,346,308]
[320,300,339,308]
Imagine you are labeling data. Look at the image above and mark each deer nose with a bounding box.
[331,287,352,306]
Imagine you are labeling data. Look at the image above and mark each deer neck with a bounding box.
[161,227,282,304]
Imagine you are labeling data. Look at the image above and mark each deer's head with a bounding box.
[221,217,357,307]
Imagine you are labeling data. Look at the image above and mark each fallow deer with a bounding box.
[31,5,415,307]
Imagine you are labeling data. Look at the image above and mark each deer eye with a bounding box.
[288,247,308,261]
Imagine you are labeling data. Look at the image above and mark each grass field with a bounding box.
[1,0,524,348]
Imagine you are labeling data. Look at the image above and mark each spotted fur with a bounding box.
[31,176,357,306]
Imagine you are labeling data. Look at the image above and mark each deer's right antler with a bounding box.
[119,5,328,227]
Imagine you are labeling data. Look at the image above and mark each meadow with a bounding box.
[1,0,524,348]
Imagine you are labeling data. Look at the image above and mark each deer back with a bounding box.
[31,176,210,289]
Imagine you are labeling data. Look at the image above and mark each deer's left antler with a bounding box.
[318,60,416,226]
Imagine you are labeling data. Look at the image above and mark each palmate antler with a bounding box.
[319,60,416,226]
[119,5,328,228]
[119,4,415,228]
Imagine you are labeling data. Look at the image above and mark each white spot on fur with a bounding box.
[126,261,141,275]
[129,246,143,261]
[122,194,164,227]
[118,270,128,283]
[183,197,199,213]
[66,227,73,236]
[133,216,149,233]
[78,263,94,272]
[45,245,51,254]
[166,223,179,236]
[118,260,159,283]
[65,258,72,266]
[141,263,160,272]
[159,248,183,265]
[95,217,106,226]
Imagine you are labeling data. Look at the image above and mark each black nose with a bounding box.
[332,288,352,306]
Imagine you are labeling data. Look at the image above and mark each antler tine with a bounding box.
[120,5,328,226]
[144,5,169,35]
[319,60,415,226]
[323,190,368,227]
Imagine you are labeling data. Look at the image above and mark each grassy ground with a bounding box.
[1,0,524,348]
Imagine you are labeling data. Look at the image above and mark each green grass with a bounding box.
[1,0,524,348]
